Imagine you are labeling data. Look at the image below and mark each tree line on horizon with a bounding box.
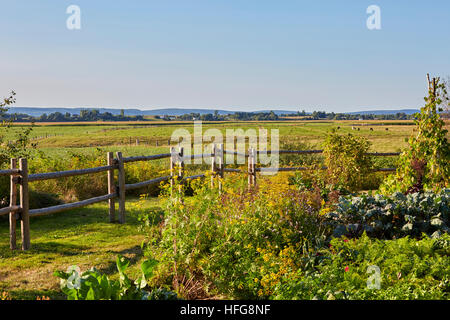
[2,108,448,123]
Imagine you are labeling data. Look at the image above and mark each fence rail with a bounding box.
[0,169,20,176]
[28,165,117,182]
[29,193,117,218]
[2,146,399,251]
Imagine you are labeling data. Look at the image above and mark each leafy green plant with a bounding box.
[325,189,450,239]
[381,74,449,194]
[272,233,450,300]
[54,255,177,300]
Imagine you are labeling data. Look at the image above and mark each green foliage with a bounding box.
[322,131,375,191]
[289,168,346,203]
[144,174,450,300]
[0,91,36,162]
[147,174,326,299]
[381,75,450,194]
[325,189,450,239]
[272,233,450,300]
[54,255,177,300]
[0,91,36,204]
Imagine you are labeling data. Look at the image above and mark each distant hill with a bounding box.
[6,107,420,117]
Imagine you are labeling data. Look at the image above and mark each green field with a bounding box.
[8,120,421,153]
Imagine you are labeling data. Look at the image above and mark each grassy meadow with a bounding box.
[9,119,420,152]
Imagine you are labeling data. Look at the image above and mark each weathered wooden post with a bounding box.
[116,152,126,224]
[136,138,139,146]
[211,144,216,188]
[107,152,116,223]
[218,143,224,192]
[247,148,256,188]
[178,146,184,180]
[170,147,175,191]
[9,159,17,250]
[156,140,159,147]
[178,147,185,202]
[248,148,252,189]
[251,148,257,186]
[19,158,30,250]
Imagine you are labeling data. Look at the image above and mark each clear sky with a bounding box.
[1,0,449,112]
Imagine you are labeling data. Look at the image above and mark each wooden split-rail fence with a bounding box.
[0,145,399,251]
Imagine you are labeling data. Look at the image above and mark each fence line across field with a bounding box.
[0,146,399,251]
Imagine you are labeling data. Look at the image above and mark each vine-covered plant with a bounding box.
[381,74,449,194]
[322,131,374,192]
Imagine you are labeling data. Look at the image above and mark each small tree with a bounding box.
[322,131,374,192]
[0,91,35,163]
[0,91,17,164]
[381,74,450,194]
[1,91,36,204]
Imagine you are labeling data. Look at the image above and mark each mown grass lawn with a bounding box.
[0,196,161,300]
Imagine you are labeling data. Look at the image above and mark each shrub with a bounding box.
[322,131,375,192]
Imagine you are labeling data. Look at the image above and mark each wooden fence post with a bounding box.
[251,148,256,186]
[247,148,256,188]
[9,158,17,250]
[218,143,224,192]
[107,152,116,223]
[211,144,216,188]
[248,147,252,189]
[170,147,175,193]
[19,158,30,250]
[116,152,126,224]
[178,147,184,202]
[178,146,184,180]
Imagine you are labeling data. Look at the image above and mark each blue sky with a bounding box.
[1,0,449,112]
